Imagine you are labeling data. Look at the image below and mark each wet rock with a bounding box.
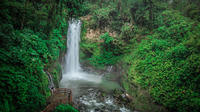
[74,88,132,112]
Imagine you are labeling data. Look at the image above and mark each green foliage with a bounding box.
[54,104,79,112]
[81,32,123,67]
[80,40,99,58]
[91,33,116,66]
[87,33,127,66]
[0,0,72,111]
[0,27,66,112]
[120,23,137,42]
[100,32,114,44]
[82,0,200,112]
[123,10,200,112]
[49,29,66,60]
[64,0,88,18]
[172,0,200,21]
[90,6,114,29]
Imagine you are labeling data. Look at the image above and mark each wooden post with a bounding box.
[68,90,72,105]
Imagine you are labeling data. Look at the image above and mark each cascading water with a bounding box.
[65,20,81,73]
[60,20,101,90]
[60,19,131,112]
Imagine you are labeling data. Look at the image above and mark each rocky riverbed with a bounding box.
[74,88,135,112]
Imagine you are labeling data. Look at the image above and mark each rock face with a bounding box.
[81,15,117,42]
[84,28,117,42]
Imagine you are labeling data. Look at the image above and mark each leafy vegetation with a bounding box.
[1,0,200,112]
[81,32,127,67]
[80,0,200,112]
[54,104,79,112]
[89,33,118,66]
[0,0,84,112]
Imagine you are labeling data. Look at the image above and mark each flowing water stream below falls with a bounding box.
[60,20,132,112]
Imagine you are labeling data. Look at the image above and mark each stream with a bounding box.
[59,20,133,112]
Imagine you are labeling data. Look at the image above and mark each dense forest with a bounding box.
[0,0,200,112]
[80,0,200,111]
[0,0,84,111]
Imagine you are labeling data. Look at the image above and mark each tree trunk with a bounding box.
[117,0,121,13]
[148,0,154,28]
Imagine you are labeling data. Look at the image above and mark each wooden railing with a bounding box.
[42,88,72,112]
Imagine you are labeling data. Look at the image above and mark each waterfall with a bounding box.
[65,20,81,73]
[59,20,131,112]
[60,20,101,89]
[46,71,54,89]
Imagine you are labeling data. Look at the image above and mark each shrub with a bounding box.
[124,10,200,112]
[54,104,78,112]
[90,6,114,29]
